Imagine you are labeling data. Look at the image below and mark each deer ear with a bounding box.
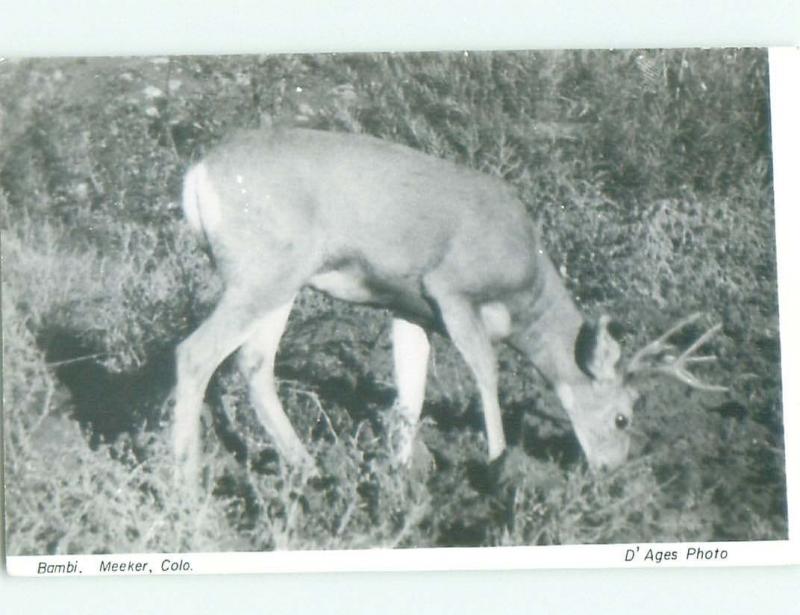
[575,315,622,381]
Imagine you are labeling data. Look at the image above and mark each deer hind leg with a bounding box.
[174,291,264,479]
[391,318,430,464]
[425,283,506,461]
[173,283,300,480]
[238,296,314,469]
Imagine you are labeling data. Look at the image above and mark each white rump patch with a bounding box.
[191,163,223,235]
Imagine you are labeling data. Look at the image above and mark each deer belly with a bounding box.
[309,267,438,326]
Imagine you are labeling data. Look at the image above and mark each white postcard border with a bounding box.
[769,47,800,546]
[6,540,799,577]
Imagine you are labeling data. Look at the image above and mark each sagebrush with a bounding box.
[1,49,785,555]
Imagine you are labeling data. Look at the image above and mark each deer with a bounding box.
[173,127,726,479]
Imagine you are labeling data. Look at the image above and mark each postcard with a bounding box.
[2,47,797,576]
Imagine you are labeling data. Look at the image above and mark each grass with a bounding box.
[0,49,786,555]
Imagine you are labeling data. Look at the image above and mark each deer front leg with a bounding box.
[391,318,431,464]
[425,282,506,461]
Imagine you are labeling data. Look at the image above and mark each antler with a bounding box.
[626,312,728,392]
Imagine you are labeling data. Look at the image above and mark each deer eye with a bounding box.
[615,414,629,430]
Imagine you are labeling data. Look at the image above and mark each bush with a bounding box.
[1,50,785,555]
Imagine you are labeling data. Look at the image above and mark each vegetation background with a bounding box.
[1,49,785,555]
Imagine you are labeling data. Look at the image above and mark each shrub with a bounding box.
[1,50,784,554]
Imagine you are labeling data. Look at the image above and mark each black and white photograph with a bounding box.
[1,48,795,571]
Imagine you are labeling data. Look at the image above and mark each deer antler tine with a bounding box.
[671,320,728,391]
[658,311,704,342]
[677,322,722,361]
[684,355,718,364]
[672,370,729,392]
[627,314,728,392]
[665,364,729,392]
[627,312,703,373]
[696,382,729,392]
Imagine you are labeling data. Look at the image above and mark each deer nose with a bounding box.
[587,458,608,473]
[589,452,626,473]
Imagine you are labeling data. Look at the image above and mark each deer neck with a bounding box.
[511,253,588,388]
